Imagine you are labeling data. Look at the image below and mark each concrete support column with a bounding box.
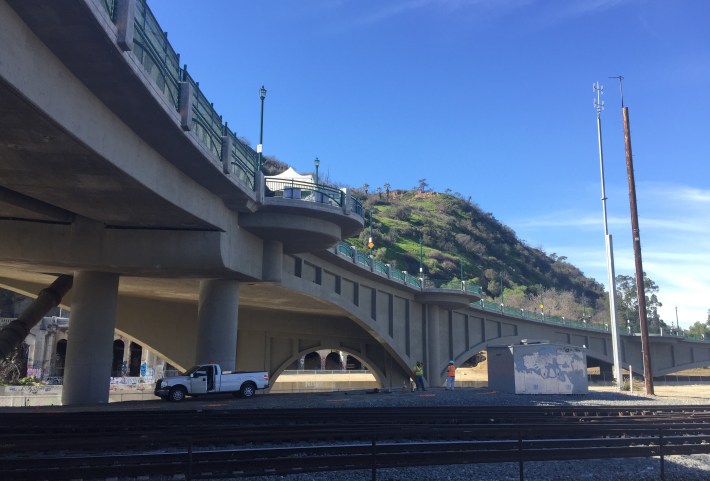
[339,351,347,370]
[122,340,130,372]
[143,350,154,379]
[195,279,239,371]
[426,304,441,387]
[41,329,55,377]
[262,240,283,282]
[61,271,119,405]
[26,335,37,373]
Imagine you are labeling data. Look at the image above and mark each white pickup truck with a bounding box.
[154,364,269,402]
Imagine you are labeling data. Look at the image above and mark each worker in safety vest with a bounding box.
[412,361,426,391]
[445,360,456,390]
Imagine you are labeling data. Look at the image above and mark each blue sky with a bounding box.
[148,0,709,328]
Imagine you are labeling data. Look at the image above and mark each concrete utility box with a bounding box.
[488,341,588,394]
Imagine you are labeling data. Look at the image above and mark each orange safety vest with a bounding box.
[447,364,456,377]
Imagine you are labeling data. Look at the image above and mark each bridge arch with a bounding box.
[269,345,385,388]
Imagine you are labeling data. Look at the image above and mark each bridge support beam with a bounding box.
[61,271,119,406]
[195,279,239,370]
[426,304,442,387]
[262,240,283,282]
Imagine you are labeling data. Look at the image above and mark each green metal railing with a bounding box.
[333,241,483,295]
[372,259,390,276]
[225,128,257,189]
[354,251,371,268]
[101,0,116,21]
[131,1,259,189]
[97,0,369,207]
[351,197,364,217]
[264,178,345,208]
[405,275,422,289]
[423,279,462,290]
[337,243,352,257]
[183,72,223,160]
[465,282,483,296]
[477,299,610,332]
[389,269,406,282]
[302,212,701,337]
[133,0,181,109]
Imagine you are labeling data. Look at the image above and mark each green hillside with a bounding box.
[348,188,608,322]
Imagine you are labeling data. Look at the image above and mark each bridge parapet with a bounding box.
[327,242,483,305]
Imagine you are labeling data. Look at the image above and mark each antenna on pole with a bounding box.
[593,81,604,116]
[609,75,624,107]
[593,80,622,391]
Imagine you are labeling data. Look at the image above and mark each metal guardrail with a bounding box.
[405,275,422,289]
[354,250,371,268]
[264,178,345,208]
[477,299,610,332]
[100,0,116,21]
[110,0,261,190]
[183,72,223,160]
[334,242,482,295]
[132,0,181,110]
[225,128,257,189]
[351,196,364,217]
[92,3,398,207]
[389,269,405,282]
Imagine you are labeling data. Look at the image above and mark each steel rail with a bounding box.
[3,425,710,480]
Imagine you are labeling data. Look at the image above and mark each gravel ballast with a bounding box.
[201,385,710,481]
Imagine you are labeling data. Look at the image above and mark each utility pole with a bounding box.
[594,81,623,390]
[611,75,654,395]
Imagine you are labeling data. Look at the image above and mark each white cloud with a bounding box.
[511,181,710,328]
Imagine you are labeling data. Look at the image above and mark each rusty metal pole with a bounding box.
[622,105,654,395]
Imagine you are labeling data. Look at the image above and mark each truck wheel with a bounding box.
[168,386,187,402]
[240,382,256,398]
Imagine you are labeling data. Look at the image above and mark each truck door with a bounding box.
[190,368,209,394]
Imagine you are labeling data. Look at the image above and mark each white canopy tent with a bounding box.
[266,167,314,183]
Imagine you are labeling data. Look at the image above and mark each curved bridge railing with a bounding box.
[102,0,260,192]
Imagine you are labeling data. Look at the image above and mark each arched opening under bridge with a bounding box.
[271,348,377,393]
[456,350,488,388]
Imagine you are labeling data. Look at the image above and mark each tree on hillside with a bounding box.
[261,155,289,176]
[347,189,605,319]
[616,273,666,332]
[688,321,709,339]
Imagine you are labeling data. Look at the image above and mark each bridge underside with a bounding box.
[3,265,710,389]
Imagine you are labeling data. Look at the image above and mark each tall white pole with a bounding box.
[594,82,623,390]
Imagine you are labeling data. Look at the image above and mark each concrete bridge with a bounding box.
[1,0,708,405]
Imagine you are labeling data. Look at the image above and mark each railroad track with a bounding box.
[2,406,710,480]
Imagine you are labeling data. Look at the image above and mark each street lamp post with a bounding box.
[314,157,320,186]
[419,235,424,278]
[368,210,373,256]
[257,85,267,173]
[499,270,505,306]
[460,259,465,290]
